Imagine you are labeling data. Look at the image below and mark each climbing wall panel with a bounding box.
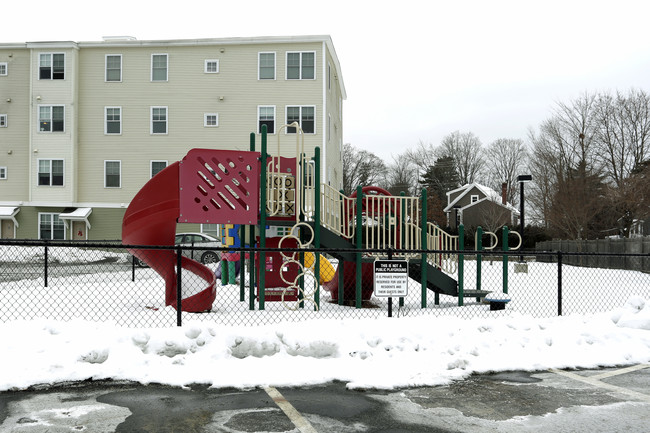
[178,149,260,225]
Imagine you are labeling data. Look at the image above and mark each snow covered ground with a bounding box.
[1,245,649,392]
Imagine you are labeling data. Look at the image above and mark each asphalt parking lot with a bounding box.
[1,365,648,433]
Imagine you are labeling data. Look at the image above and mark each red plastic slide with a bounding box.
[122,162,216,313]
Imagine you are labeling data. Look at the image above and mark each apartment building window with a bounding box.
[286,52,315,80]
[151,107,168,134]
[258,52,275,79]
[205,59,219,73]
[38,159,64,186]
[151,160,168,178]
[0,114,6,127]
[258,106,275,134]
[39,213,65,240]
[105,107,121,134]
[104,160,121,188]
[39,105,65,132]
[151,54,168,81]
[0,166,6,180]
[105,55,122,82]
[0,63,6,76]
[204,113,219,127]
[286,106,315,133]
[39,53,65,80]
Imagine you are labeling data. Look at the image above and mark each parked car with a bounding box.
[133,232,223,267]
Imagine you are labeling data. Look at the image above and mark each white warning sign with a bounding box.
[374,259,408,297]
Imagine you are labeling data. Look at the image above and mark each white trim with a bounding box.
[285,51,316,80]
[59,207,92,237]
[150,160,168,178]
[104,160,121,188]
[150,106,168,134]
[258,52,276,80]
[38,52,66,80]
[37,158,65,187]
[0,206,19,230]
[0,114,6,127]
[204,113,219,127]
[151,53,168,81]
[104,106,122,135]
[257,105,276,134]
[204,59,219,73]
[0,166,6,180]
[0,62,7,76]
[38,212,66,240]
[285,105,316,134]
[37,104,65,133]
[105,54,122,82]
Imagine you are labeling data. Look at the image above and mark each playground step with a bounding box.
[460,290,492,298]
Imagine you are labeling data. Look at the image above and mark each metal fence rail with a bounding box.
[1,239,649,327]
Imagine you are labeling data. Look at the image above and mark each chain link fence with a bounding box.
[1,240,649,327]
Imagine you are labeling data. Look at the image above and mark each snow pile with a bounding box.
[2,301,649,392]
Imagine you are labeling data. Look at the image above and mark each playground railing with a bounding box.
[318,183,355,239]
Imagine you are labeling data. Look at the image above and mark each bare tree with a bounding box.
[403,140,440,179]
[341,143,388,195]
[485,138,528,205]
[439,131,484,185]
[386,154,418,196]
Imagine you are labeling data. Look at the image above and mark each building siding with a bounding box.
[0,36,345,240]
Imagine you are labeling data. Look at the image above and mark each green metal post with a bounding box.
[458,224,465,307]
[239,224,245,302]
[249,132,256,310]
[420,188,427,309]
[338,189,345,305]
[259,125,268,310]
[502,226,509,294]
[356,185,363,309]
[313,148,321,311]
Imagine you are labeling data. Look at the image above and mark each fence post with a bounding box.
[476,226,483,293]
[458,225,464,307]
[557,251,563,316]
[259,124,268,310]
[44,241,49,288]
[356,185,363,309]
[176,245,183,326]
[421,188,427,309]
[502,226,508,294]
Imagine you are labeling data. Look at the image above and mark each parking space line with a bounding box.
[264,386,318,433]
[551,368,650,403]
[591,364,650,380]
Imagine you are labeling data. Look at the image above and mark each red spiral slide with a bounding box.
[121,161,216,313]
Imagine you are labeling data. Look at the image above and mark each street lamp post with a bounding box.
[517,174,532,265]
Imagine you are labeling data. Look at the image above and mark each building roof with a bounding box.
[444,183,519,214]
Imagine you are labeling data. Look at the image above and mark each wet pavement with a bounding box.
[1,365,649,432]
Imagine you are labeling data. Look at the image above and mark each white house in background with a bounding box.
[444,183,519,231]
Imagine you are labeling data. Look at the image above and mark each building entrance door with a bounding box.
[73,221,86,240]
[1,219,15,239]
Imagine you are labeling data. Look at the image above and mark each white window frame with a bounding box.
[0,62,7,76]
[105,54,122,82]
[258,52,276,80]
[0,166,6,180]
[257,105,276,134]
[37,158,64,186]
[104,160,121,188]
[204,113,219,127]
[151,53,168,82]
[151,106,168,134]
[286,51,315,80]
[0,114,6,127]
[471,194,479,204]
[39,53,65,80]
[204,59,219,73]
[150,160,168,178]
[285,105,316,134]
[104,106,122,135]
[38,105,65,132]
[39,212,66,240]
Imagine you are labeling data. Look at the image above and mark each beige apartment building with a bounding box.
[0,35,346,240]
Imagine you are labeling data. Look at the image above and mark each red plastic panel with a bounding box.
[179,149,260,225]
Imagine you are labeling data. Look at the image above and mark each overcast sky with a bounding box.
[6,0,650,162]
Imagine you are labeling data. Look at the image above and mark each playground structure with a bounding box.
[122,124,520,312]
